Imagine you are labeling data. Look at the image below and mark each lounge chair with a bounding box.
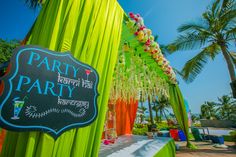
[191,127,225,144]
[191,127,210,141]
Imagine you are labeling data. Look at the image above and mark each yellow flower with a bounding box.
[137,31,144,41]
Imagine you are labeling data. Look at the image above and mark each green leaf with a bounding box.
[205,43,221,59]
[0,39,20,64]
[181,43,220,82]
[226,26,236,40]
[177,22,209,34]
[170,33,208,51]
[182,52,208,83]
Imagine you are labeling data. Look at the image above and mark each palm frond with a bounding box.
[203,0,236,33]
[159,44,171,56]
[212,0,221,18]
[169,33,209,51]
[221,7,236,21]
[154,35,159,42]
[226,26,236,40]
[177,22,209,33]
[166,44,178,53]
[181,43,220,83]
[24,0,42,9]
[218,95,231,104]
[221,0,236,13]
[220,9,236,30]
[212,0,221,14]
[220,0,236,23]
[181,50,208,83]
[205,42,221,59]
[202,11,212,26]
[172,68,184,77]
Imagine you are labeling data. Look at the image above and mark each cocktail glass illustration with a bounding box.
[85,69,91,80]
[11,100,24,120]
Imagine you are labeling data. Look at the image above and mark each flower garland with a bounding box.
[127,13,177,84]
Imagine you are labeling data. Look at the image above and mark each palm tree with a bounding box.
[200,104,209,119]
[191,114,200,123]
[152,102,159,122]
[154,96,171,122]
[147,95,155,125]
[138,105,147,123]
[206,101,217,119]
[216,95,236,120]
[168,0,236,96]
[200,101,217,119]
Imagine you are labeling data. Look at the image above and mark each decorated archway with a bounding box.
[103,13,191,144]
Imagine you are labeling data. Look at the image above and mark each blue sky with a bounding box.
[0,0,233,113]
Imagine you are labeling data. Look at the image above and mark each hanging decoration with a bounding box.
[104,12,180,139]
[110,50,170,103]
[109,13,177,104]
[105,18,174,137]
[127,13,176,84]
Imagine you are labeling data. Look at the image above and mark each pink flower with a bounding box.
[139,26,145,30]
[103,140,110,145]
[145,39,151,46]
[129,12,135,18]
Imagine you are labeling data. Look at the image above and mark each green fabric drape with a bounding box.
[169,84,195,148]
[154,139,175,157]
[1,0,123,156]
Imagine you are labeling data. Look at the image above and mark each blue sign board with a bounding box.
[0,45,99,139]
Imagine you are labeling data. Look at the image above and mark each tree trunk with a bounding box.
[220,44,236,98]
[140,92,144,123]
[163,110,168,121]
[155,109,158,122]
[153,103,158,122]
[140,114,143,123]
[227,109,230,120]
[140,102,143,123]
[148,95,154,125]
[159,110,162,122]
[220,45,236,81]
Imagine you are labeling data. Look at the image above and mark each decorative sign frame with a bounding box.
[0,45,99,139]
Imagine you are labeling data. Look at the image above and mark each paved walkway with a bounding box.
[176,141,236,157]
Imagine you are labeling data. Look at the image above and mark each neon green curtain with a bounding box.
[154,139,175,157]
[1,0,123,156]
[169,84,194,148]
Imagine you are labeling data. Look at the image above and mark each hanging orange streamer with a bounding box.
[115,98,138,136]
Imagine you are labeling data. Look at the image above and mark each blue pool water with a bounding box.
[199,129,234,136]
